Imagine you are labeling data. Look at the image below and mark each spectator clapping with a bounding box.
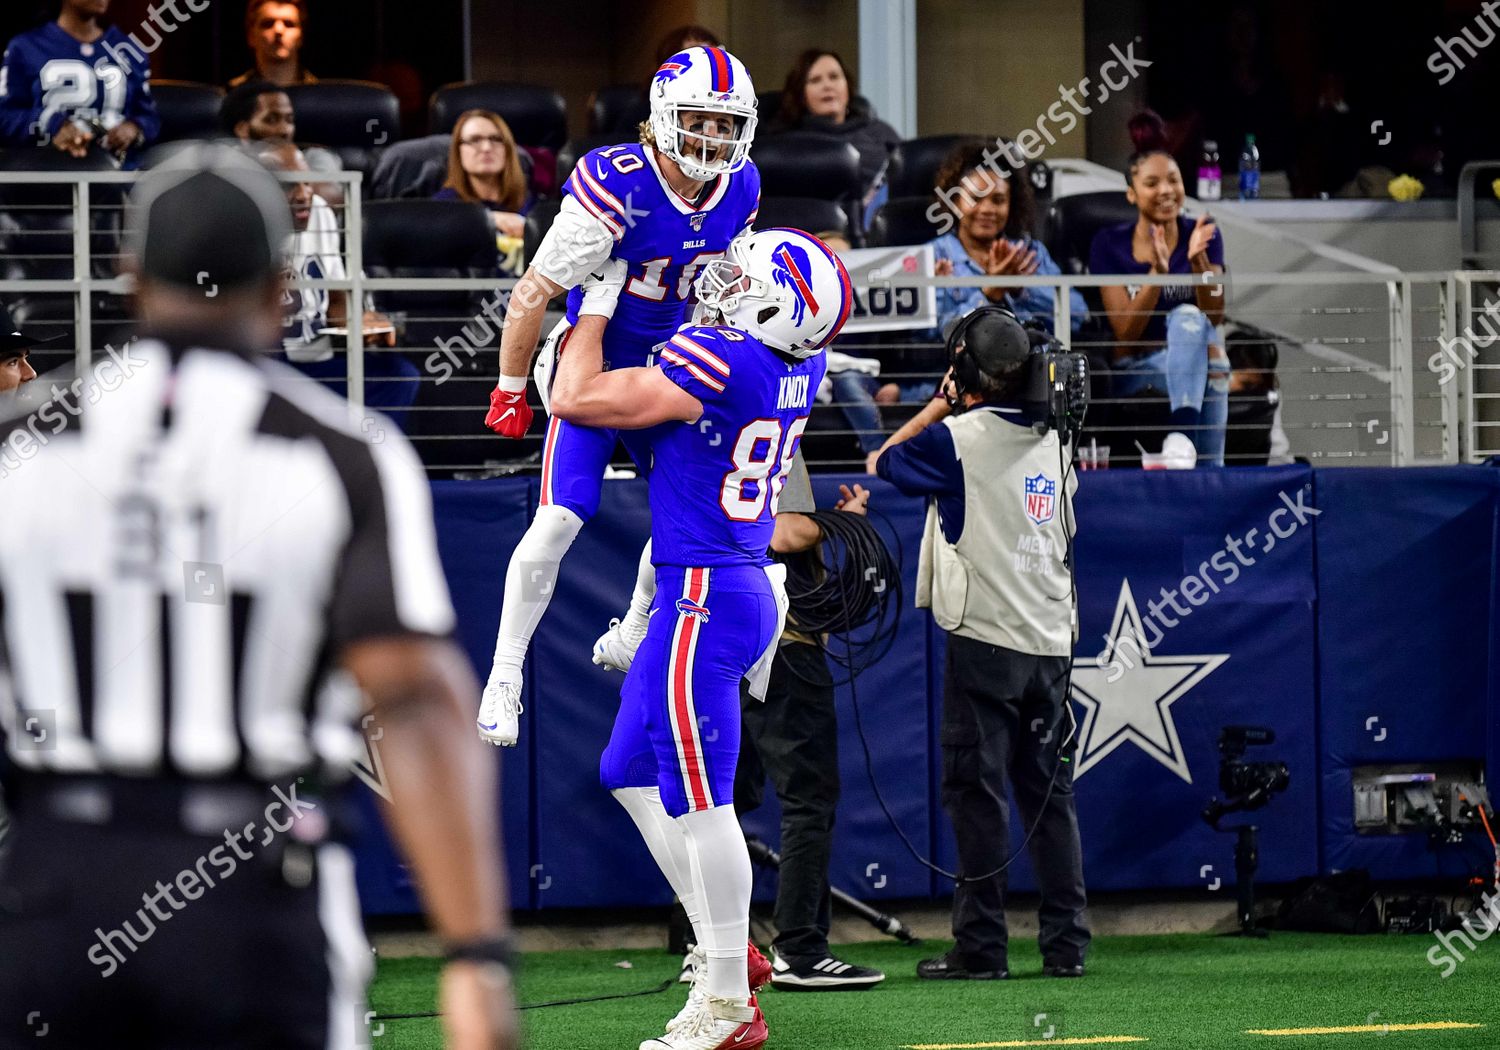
[1088,114,1229,467]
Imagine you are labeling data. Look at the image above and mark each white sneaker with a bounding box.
[476,679,523,747]
[641,995,765,1050]
[1140,432,1198,471]
[593,612,649,673]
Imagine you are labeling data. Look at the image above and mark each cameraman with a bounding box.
[870,306,1090,981]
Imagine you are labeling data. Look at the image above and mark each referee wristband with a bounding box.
[443,935,518,971]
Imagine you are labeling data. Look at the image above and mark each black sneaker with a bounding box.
[1043,961,1085,978]
[769,949,886,990]
[916,949,1008,980]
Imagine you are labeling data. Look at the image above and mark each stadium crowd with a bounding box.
[0,0,1302,472]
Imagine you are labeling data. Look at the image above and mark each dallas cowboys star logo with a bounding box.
[1069,579,1228,784]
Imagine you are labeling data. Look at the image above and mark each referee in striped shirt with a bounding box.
[0,145,517,1049]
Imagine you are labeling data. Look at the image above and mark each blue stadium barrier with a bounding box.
[349,465,1500,915]
[1314,468,1500,879]
[353,481,537,914]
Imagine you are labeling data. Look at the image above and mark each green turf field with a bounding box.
[370,932,1500,1049]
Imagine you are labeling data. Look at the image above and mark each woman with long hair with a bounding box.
[772,48,898,203]
[434,109,532,240]
[1089,111,1229,466]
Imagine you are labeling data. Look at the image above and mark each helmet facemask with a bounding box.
[695,243,765,319]
[655,102,757,182]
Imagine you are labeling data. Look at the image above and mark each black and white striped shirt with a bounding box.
[0,342,454,782]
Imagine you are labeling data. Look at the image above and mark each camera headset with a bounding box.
[942,305,1032,412]
[943,305,1090,444]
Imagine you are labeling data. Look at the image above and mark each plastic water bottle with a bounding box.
[1197,140,1221,201]
[1238,134,1261,200]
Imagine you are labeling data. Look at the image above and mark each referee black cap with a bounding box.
[124,142,292,294]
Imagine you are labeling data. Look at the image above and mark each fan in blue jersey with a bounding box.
[478,46,762,748]
[0,0,160,166]
[546,228,851,1050]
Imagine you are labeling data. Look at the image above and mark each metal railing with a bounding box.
[1,169,1488,472]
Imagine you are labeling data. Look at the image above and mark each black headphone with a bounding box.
[944,305,1028,404]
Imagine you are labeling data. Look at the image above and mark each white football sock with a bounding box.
[490,504,583,683]
[624,538,655,627]
[612,786,702,938]
[679,805,751,1002]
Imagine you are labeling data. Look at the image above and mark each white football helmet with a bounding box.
[694,228,853,358]
[649,46,758,183]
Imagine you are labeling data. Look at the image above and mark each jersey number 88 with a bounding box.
[720,417,808,521]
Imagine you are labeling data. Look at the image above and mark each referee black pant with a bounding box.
[0,777,370,1049]
[941,633,1091,970]
[735,641,840,961]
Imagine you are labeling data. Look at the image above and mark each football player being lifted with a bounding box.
[549,227,852,1050]
[480,46,761,747]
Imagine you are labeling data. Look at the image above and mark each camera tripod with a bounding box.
[1221,823,1268,938]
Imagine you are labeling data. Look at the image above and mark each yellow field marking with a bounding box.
[903,1038,1149,1049]
[1246,1022,1483,1037]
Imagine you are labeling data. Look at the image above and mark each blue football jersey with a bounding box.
[0,22,160,152]
[562,144,760,366]
[649,324,826,569]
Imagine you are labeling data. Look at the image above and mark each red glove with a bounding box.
[485,385,534,438]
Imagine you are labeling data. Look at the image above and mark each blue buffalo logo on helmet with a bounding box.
[771,241,819,328]
[654,53,692,85]
[675,597,711,623]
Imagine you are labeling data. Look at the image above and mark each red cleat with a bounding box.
[747,941,772,991]
[719,1000,768,1049]
[641,996,767,1050]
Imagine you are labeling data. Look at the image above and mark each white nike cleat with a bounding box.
[642,995,766,1050]
[667,946,707,1033]
[476,680,523,747]
[593,612,649,673]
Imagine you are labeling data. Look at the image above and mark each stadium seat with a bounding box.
[523,197,561,266]
[885,134,968,198]
[363,200,500,321]
[150,80,225,143]
[283,80,400,150]
[556,134,622,187]
[362,200,502,473]
[753,197,852,243]
[866,196,942,247]
[369,134,450,199]
[589,85,648,136]
[428,82,568,151]
[1042,190,1139,276]
[750,132,861,201]
[0,149,121,281]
